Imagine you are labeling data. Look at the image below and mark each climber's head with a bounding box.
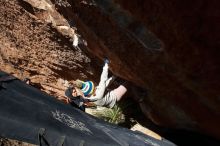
[81,81,95,96]
[72,80,95,96]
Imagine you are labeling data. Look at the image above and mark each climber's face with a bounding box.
[72,87,84,97]
[72,88,78,97]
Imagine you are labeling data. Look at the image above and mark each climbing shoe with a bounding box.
[104,58,110,65]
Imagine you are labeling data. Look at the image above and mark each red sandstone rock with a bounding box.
[0,0,220,140]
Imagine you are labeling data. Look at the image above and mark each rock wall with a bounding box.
[0,0,220,140]
[0,0,101,98]
[113,0,220,139]
[54,0,220,139]
[115,0,220,139]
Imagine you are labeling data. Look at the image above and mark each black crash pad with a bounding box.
[0,71,175,146]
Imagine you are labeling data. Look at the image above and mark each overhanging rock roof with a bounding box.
[0,71,175,146]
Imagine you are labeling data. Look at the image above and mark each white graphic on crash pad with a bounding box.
[52,110,92,134]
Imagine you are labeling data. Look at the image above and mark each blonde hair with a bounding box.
[72,79,83,88]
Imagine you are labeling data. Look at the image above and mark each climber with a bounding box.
[67,59,127,108]
[65,85,87,111]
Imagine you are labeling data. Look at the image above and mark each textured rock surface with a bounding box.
[53,0,220,139]
[111,0,220,139]
[0,0,101,98]
[0,0,220,142]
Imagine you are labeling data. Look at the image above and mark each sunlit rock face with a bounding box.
[0,0,101,97]
[1,0,220,140]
